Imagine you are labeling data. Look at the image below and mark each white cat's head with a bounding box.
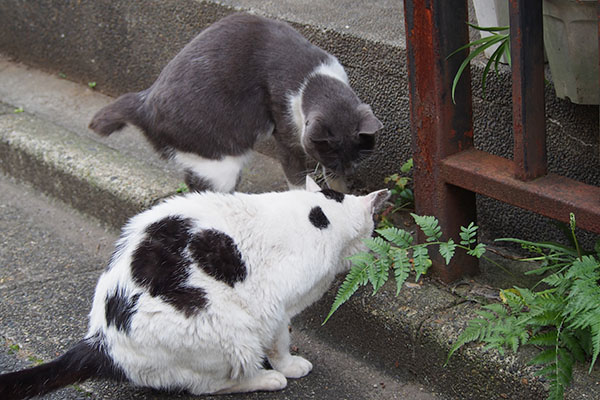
[303,176,390,271]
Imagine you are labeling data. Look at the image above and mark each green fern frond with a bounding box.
[323,265,369,324]
[560,331,586,363]
[363,236,391,257]
[467,243,487,258]
[411,214,442,242]
[346,252,375,268]
[376,226,413,247]
[439,239,457,265]
[528,330,559,347]
[368,257,390,295]
[459,222,478,246]
[392,250,411,295]
[412,245,431,281]
[446,317,491,364]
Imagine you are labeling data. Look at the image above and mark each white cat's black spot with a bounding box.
[309,206,330,229]
[131,216,208,317]
[105,288,140,333]
[320,189,344,203]
[189,229,247,287]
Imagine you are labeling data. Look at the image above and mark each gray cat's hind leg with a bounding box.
[266,320,313,378]
[174,151,252,192]
[183,169,216,192]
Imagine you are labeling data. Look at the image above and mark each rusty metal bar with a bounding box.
[509,0,547,180]
[441,149,600,234]
[403,0,478,282]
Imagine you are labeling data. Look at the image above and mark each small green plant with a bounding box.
[28,355,44,365]
[88,81,97,89]
[447,213,600,400]
[323,215,486,324]
[378,159,414,229]
[176,182,190,193]
[447,23,510,103]
[13,107,24,113]
[384,158,414,210]
[7,343,20,354]
[58,72,67,79]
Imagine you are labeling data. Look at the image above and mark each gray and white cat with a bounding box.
[0,177,389,398]
[89,13,383,193]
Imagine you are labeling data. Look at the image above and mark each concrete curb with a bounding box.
[0,106,175,228]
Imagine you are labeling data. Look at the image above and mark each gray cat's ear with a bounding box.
[364,189,390,212]
[305,175,321,192]
[357,104,383,134]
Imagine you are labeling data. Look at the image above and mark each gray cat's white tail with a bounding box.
[0,338,120,400]
[89,92,143,136]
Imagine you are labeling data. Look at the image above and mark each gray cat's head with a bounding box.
[300,76,383,177]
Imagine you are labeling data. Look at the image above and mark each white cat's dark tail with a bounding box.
[89,92,143,136]
[0,337,122,400]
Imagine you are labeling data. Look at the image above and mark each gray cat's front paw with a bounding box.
[276,355,313,378]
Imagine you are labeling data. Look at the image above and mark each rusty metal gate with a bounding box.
[403,0,600,282]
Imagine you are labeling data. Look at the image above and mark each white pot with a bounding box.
[543,0,599,104]
[472,0,510,63]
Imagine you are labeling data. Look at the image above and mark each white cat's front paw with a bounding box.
[256,370,288,391]
[276,355,313,378]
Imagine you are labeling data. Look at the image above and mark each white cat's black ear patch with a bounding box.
[131,216,208,317]
[309,206,330,229]
[320,189,344,203]
[105,287,141,334]
[189,229,247,287]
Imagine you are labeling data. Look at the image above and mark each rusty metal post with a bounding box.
[404,0,478,282]
[509,0,547,180]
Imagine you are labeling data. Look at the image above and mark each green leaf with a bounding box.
[466,243,486,258]
[376,227,413,248]
[439,239,457,265]
[466,22,509,33]
[368,258,390,295]
[528,330,558,347]
[449,34,508,102]
[412,245,431,281]
[400,158,413,173]
[323,265,368,324]
[347,252,376,268]
[561,332,586,363]
[363,236,391,256]
[411,214,442,242]
[459,223,478,246]
[446,318,490,365]
[529,347,557,366]
[495,238,578,257]
[392,250,411,295]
